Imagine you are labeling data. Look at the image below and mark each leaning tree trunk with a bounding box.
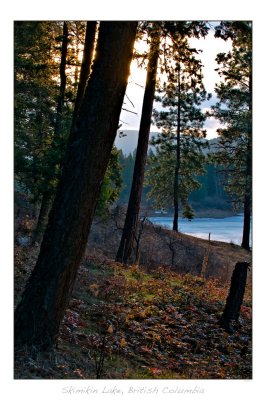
[15,22,138,349]
[31,192,52,245]
[220,261,249,333]
[116,29,160,263]
[72,21,97,123]
[32,21,98,246]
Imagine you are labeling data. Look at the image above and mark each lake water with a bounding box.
[149,214,251,245]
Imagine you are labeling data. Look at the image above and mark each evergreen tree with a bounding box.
[14,21,65,201]
[31,21,70,244]
[211,21,252,250]
[116,21,209,262]
[15,21,138,349]
[15,21,78,241]
[147,35,210,230]
[15,21,121,241]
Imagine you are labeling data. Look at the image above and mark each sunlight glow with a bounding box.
[120,24,232,140]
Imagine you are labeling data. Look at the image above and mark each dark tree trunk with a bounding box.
[72,21,97,123]
[172,206,179,232]
[31,192,52,245]
[134,216,146,264]
[241,178,251,250]
[55,21,68,133]
[116,30,160,263]
[14,22,137,349]
[241,73,252,251]
[172,67,181,232]
[220,261,249,333]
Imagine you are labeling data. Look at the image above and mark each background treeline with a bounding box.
[15,137,232,221]
[118,142,231,215]
[14,21,123,232]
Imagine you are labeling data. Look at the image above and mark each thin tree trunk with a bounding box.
[134,216,146,264]
[54,21,68,134]
[31,192,52,245]
[72,21,97,123]
[241,73,252,251]
[173,66,181,232]
[116,29,160,263]
[15,22,137,349]
[241,169,251,250]
[31,22,69,244]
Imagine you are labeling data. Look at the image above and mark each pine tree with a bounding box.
[14,21,138,349]
[15,21,76,240]
[147,35,210,231]
[116,21,209,262]
[211,21,252,250]
[14,21,64,201]
[31,21,69,244]
[15,21,120,242]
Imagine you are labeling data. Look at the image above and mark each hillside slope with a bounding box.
[14,244,252,379]
[87,217,252,283]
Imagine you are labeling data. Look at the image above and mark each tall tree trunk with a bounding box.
[173,67,181,232]
[31,192,52,245]
[72,21,97,123]
[31,21,69,244]
[241,153,251,250]
[241,73,252,251]
[55,21,68,133]
[116,29,160,263]
[116,32,160,263]
[15,22,137,349]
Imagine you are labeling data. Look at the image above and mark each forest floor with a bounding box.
[14,238,252,380]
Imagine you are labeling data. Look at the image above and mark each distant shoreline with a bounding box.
[149,209,238,219]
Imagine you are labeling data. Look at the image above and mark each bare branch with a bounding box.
[125,93,135,109]
[121,107,138,115]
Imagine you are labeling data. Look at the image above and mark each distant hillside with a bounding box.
[115,129,219,155]
[115,130,158,155]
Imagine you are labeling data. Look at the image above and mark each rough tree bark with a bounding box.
[15,22,138,349]
[32,22,98,246]
[220,261,249,333]
[116,29,160,263]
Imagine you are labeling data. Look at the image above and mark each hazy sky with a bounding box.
[119,22,232,141]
